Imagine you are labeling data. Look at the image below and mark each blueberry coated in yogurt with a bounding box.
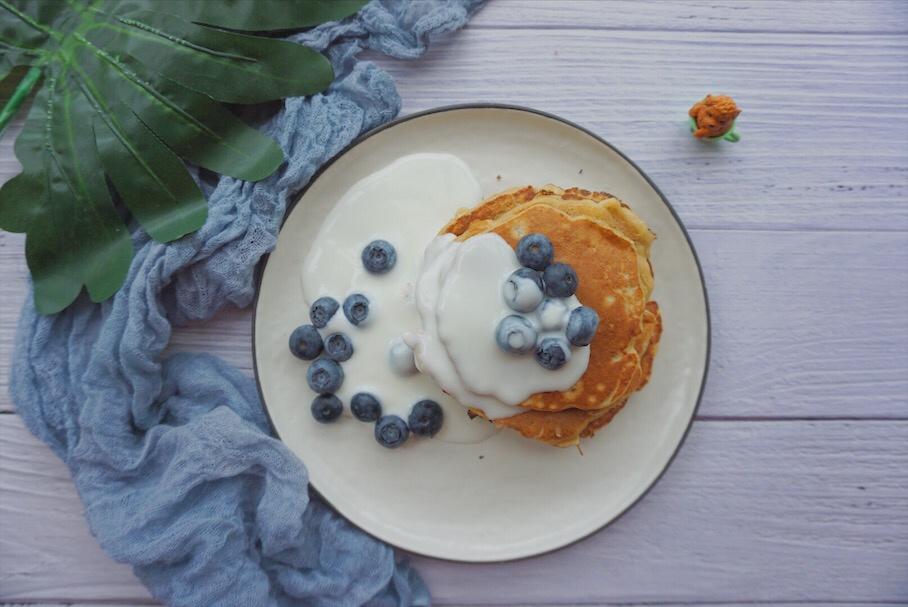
[535,337,571,371]
[502,267,545,313]
[495,232,600,371]
[496,315,537,355]
[566,306,600,347]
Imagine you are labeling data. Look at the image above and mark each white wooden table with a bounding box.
[2,1,907,605]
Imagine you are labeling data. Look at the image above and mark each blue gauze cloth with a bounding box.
[9,1,484,605]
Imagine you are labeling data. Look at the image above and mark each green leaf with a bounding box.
[0,0,53,68]
[0,0,367,313]
[1,74,133,314]
[86,9,334,103]
[92,98,208,243]
[72,41,284,181]
[163,0,368,31]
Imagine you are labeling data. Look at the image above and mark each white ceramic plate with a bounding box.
[253,105,709,562]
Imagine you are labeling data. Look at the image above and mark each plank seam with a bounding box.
[438,602,908,606]
[3,410,907,422]
[466,24,908,36]
[681,227,908,235]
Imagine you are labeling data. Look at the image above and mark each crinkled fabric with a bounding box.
[9,1,484,605]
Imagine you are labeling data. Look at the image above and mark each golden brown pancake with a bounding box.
[441,186,662,447]
[490,300,661,446]
[449,186,656,297]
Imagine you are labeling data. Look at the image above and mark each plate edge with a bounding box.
[250,103,712,563]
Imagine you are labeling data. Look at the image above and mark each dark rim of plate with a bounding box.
[250,103,711,563]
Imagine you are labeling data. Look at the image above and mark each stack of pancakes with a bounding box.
[441,185,662,447]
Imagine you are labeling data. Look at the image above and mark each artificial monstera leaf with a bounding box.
[0,0,367,314]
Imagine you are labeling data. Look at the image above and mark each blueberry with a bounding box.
[535,337,571,370]
[310,297,339,329]
[515,233,554,271]
[307,358,344,393]
[375,415,410,448]
[408,400,444,437]
[351,392,382,422]
[361,239,397,274]
[502,267,545,312]
[324,332,354,362]
[343,293,370,326]
[538,298,569,331]
[388,337,417,375]
[543,262,578,297]
[311,394,343,423]
[566,306,600,346]
[288,324,322,360]
[495,315,537,355]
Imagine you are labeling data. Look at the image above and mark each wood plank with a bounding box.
[0,232,27,413]
[382,29,908,232]
[0,604,157,607]
[2,415,906,603]
[1,97,29,417]
[0,416,153,604]
[4,230,905,419]
[0,604,895,607]
[3,32,907,231]
[473,0,908,34]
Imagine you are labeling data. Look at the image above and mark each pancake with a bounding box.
[441,185,662,447]
[490,300,661,446]
[448,185,656,296]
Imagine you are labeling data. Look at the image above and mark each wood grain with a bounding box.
[0,232,27,407]
[473,0,908,34]
[0,604,895,607]
[2,415,906,604]
[380,28,908,233]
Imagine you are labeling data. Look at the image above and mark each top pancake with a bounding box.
[442,185,657,414]
[448,185,655,297]
[491,300,661,446]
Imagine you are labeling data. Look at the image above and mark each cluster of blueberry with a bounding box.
[288,294,366,423]
[288,239,444,448]
[496,233,600,370]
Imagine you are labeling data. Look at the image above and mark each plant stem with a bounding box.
[0,66,42,138]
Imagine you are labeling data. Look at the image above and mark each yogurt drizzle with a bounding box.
[300,153,592,441]
[405,234,589,419]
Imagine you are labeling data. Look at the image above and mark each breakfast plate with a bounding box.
[253,105,709,562]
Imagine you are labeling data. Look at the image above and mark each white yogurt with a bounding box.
[407,234,590,419]
[300,154,497,443]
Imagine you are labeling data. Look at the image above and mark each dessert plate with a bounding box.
[253,105,709,562]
